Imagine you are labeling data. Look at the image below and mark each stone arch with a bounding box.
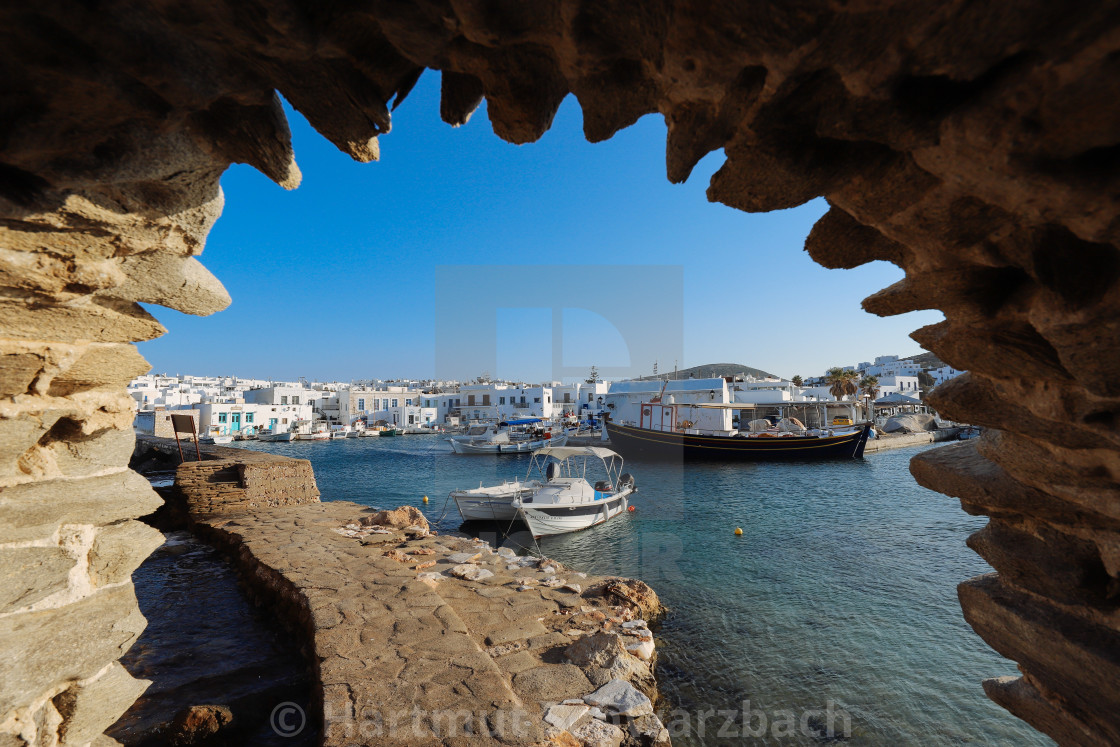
[2,2,1118,744]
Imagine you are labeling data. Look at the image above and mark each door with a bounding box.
[231,412,241,432]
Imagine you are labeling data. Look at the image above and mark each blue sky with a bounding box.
[139,72,941,382]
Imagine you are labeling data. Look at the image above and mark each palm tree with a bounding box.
[791,375,803,387]
[825,367,859,401]
[859,375,880,420]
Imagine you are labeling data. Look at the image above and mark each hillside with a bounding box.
[637,362,777,381]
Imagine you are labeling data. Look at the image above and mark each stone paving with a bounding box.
[195,501,669,746]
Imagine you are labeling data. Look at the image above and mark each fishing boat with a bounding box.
[604,402,871,461]
[512,446,635,537]
[297,421,330,440]
[359,428,381,437]
[329,427,349,439]
[198,425,233,445]
[380,427,399,437]
[258,428,295,442]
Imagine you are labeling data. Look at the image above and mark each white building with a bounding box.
[195,400,312,436]
[604,378,732,432]
[929,364,965,386]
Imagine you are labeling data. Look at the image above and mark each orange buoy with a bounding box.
[627,505,636,512]
[734,527,743,536]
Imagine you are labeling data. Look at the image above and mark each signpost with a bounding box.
[169,413,202,462]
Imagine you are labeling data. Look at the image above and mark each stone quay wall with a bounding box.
[135,436,320,517]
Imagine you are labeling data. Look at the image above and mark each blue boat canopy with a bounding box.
[500,418,544,425]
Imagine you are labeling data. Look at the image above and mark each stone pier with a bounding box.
[2,2,1119,743]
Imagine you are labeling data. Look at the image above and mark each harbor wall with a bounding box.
[864,428,963,454]
[1,4,1118,744]
[133,436,320,517]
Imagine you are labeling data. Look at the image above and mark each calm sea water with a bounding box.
[233,435,1050,746]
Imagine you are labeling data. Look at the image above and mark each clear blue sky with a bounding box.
[139,71,941,382]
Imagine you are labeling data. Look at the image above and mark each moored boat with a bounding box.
[512,446,635,538]
[451,478,543,521]
[198,425,233,445]
[604,410,871,461]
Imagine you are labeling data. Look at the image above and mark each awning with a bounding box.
[500,418,543,425]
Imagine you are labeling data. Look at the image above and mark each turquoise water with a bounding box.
[232,435,1050,745]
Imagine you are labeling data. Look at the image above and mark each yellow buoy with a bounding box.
[734,527,743,536]
[422,495,429,503]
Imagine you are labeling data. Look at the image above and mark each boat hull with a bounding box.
[604,420,871,461]
[517,489,630,538]
[451,484,539,521]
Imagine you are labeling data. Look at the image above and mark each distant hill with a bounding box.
[637,362,778,381]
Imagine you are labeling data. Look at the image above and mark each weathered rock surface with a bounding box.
[583,679,654,718]
[1,2,1118,743]
[361,505,429,531]
[883,413,938,434]
[166,705,233,746]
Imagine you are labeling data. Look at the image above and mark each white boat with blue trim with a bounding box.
[512,446,635,538]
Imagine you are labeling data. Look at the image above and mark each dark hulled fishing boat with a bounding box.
[604,416,872,461]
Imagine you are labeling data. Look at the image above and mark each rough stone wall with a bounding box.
[1,2,1118,744]
[176,458,320,517]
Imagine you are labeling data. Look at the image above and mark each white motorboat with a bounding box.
[451,478,543,521]
[359,428,380,437]
[297,421,330,440]
[329,428,349,439]
[447,423,500,443]
[512,446,635,538]
[345,428,362,438]
[258,429,295,442]
[450,430,568,454]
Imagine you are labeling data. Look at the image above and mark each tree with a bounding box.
[859,375,880,420]
[917,370,935,390]
[825,367,859,400]
[586,366,601,384]
[791,375,803,387]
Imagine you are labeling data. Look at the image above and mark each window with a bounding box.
[391,399,398,408]
[280,396,288,405]
[468,395,476,406]
[499,397,505,405]
[406,398,412,406]
[218,413,227,423]
[482,394,490,406]
[246,413,254,423]
[292,396,300,405]
[282,418,288,424]
[358,398,365,411]
[564,393,570,403]
[520,396,526,404]
[534,397,541,403]
[383,399,390,409]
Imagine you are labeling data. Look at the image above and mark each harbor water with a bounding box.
[232,435,1051,745]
